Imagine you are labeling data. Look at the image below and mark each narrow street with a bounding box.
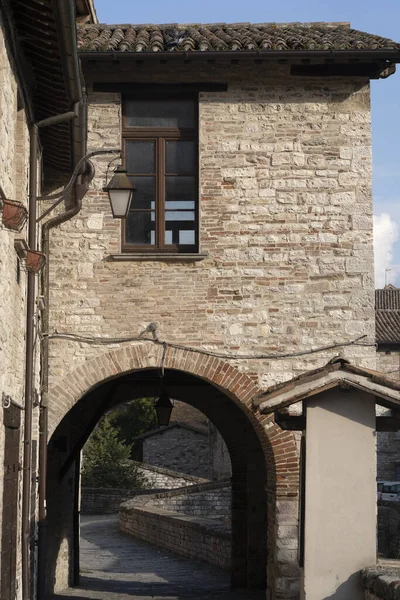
[51,515,264,600]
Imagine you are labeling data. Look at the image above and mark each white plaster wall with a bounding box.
[302,388,376,599]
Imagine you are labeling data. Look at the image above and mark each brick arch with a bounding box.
[48,342,298,492]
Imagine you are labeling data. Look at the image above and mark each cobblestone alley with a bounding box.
[51,515,264,600]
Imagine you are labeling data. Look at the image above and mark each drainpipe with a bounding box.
[22,110,78,600]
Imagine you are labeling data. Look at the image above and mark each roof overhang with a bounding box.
[76,0,98,24]
[254,359,400,415]
[2,0,86,173]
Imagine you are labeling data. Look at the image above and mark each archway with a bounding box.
[45,344,299,598]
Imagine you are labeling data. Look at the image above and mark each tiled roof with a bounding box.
[133,423,207,441]
[376,287,400,309]
[254,357,400,412]
[77,22,400,53]
[375,288,400,345]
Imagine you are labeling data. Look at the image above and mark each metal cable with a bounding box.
[43,331,374,361]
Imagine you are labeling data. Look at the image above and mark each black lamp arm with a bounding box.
[36,148,121,223]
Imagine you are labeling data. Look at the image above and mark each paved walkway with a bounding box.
[52,515,264,600]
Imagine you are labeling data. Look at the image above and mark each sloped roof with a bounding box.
[253,357,400,414]
[134,423,208,441]
[77,22,400,54]
[375,288,400,345]
[376,287,400,309]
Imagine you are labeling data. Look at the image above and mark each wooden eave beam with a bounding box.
[275,412,400,432]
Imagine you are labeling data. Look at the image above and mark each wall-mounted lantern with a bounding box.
[25,250,46,273]
[154,389,173,428]
[103,165,135,219]
[1,199,28,231]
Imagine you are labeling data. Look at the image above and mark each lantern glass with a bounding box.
[155,390,173,427]
[103,166,135,219]
[108,189,133,218]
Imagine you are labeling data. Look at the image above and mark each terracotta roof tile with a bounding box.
[77,22,400,53]
[376,310,400,344]
[375,289,400,345]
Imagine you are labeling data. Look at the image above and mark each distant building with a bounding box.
[376,286,400,480]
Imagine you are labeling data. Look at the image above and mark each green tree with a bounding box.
[109,398,157,457]
[81,416,145,489]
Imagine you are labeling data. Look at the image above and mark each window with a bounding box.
[122,96,198,253]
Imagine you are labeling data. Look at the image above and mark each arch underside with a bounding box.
[46,346,300,597]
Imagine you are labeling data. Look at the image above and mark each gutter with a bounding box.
[23,111,78,600]
[79,48,400,63]
[21,2,88,599]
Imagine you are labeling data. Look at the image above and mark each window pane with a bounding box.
[166,176,196,203]
[179,230,195,245]
[165,201,195,210]
[125,212,155,245]
[125,99,195,128]
[165,211,195,221]
[164,214,196,245]
[126,141,155,174]
[166,141,196,174]
[130,177,156,209]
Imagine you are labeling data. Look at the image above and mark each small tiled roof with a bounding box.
[254,357,400,414]
[77,22,400,54]
[376,288,400,345]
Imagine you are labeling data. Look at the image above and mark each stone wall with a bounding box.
[362,566,400,599]
[120,505,231,570]
[142,425,211,479]
[129,480,231,521]
[135,461,208,488]
[81,463,208,514]
[47,64,376,400]
[378,501,400,559]
[0,10,31,600]
[47,61,377,599]
[81,488,141,514]
[376,351,400,481]
[119,481,232,569]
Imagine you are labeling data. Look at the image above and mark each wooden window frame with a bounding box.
[121,94,199,254]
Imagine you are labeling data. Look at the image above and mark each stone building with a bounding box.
[376,286,400,481]
[137,423,211,478]
[0,2,92,599]
[1,6,400,599]
[132,399,231,479]
[41,19,400,600]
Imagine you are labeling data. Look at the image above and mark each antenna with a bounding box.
[385,267,392,287]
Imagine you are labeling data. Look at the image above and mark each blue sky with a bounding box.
[95,0,400,288]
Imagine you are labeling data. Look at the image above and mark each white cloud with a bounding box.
[373,212,399,288]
